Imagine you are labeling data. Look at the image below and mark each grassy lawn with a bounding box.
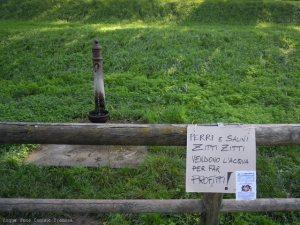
[0,0,300,224]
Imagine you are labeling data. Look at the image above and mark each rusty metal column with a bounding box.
[88,40,109,123]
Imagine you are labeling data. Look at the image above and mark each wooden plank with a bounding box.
[222,198,300,212]
[201,193,223,225]
[0,199,203,214]
[0,123,299,146]
[0,198,299,213]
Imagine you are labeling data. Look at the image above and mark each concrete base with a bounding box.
[26,145,148,168]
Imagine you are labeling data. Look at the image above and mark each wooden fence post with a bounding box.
[201,193,223,225]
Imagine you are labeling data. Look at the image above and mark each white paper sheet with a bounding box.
[236,171,257,201]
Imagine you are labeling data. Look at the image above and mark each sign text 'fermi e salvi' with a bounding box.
[186,125,256,193]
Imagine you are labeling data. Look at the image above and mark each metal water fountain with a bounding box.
[88,40,109,123]
[25,39,147,169]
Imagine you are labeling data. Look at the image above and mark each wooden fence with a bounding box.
[0,122,299,225]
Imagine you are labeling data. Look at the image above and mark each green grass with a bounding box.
[0,0,300,224]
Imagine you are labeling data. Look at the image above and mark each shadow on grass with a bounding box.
[182,0,300,24]
[0,0,299,24]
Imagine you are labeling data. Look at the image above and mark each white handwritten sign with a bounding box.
[186,125,256,193]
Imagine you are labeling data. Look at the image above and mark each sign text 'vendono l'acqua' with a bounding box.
[186,125,256,193]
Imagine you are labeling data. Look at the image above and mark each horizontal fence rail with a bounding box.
[0,122,299,146]
[0,198,299,214]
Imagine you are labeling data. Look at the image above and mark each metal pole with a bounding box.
[88,40,109,123]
